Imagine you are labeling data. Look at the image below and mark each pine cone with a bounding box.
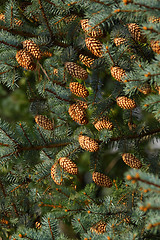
[51,163,63,185]
[69,82,89,98]
[114,37,126,46]
[111,66,126,82]
[85,37,103,58]
[0,13,5,21]
[138,83,151,94]
[68,103,88,125]
[80,19,103,38]
[78,135,99,152]
[122,153,142,169]
[94,117,113,131]
[148,16,160,23]
[23,40,42,59]
[150,40,160,54]
[79,54,94,68]
[127,23,145,42]
[128,122,136,131]
[65,62,88,80]
[116,96,136,109]
[16,49,36,70]
[35,115,54,130]
[90,221,107,234]
[92,172,112,187]
[59,157,78,175]
[76,100,88,109]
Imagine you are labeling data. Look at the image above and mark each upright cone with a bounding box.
[68,103,88,125]
[80,19,103,38]
[69,82,89,98]
[111,66,126,82]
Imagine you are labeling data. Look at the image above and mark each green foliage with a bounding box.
[0,0,160,239]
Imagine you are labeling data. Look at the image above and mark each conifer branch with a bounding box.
[110,128,160,142]
[0,180,7,197]
[0,40,20,49]
[19,123,33,146]
[0,25,37,37]
[131,2,160,11]
[45,88,71,103]
[38,0,54,39]
[48,218,55,240]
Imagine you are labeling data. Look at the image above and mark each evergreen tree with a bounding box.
[0,0,160,239]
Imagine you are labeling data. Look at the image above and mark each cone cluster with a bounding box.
[114,37,126,46]
[85,37,103,57]
[35,115,54,130]
[68,103,88,125]
[16,49,36,70]
[90,221,107,234]
[59,157,78,175]
[69,82,89,98]
[65,62,88,80]
[51,163,62,185]
[116,96,136,109]
[122,153,142,169]
[111,66,126,82]
[138,83,151,95]
[92,172,112,187]
[127,23,144,42]
[23,40,42,59]
[150,40,160,54]
[78,135,99,152]
[80,19,103,38]
[79,54,94,68]
[94,117,113,131]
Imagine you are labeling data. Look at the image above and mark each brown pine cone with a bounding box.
[80,19,103,38]
[150,40,160,54]
[0,13,5,21]
[94,117,113,131]
[90,221,107,234]
[59,157,78,175]
[85,37,103,58]
[16,49,36,70]
[138,83,151,94]
[35,115,54,130]
[111,66,126,82]
[148,16,160,23]
[23,40,42,59]
[122,153,142,169]
[92,172,112,187]
[116,96,136,109]
[51,163,63,185]
[78,135,99,152]
[65,62,88,80]
[127,23,145,42]
[68,103,88,125]
[76,100,88,109]
[114,37,126,46]
[79,54,94,68]
[128,122,136,131]
[69,82,89,98]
